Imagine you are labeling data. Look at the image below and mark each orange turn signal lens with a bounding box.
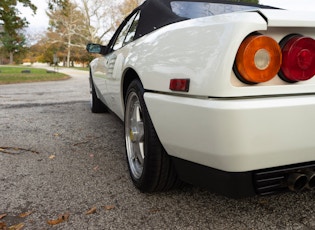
[235,35,282,84]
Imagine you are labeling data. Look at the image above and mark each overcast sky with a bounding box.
[18,0,49,31]
[18,0,315,31]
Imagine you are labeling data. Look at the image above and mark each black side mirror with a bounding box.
[86,43,107,54]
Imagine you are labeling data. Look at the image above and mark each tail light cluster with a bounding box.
[234,34,315,84]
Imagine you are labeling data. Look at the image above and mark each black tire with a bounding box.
[90,77,108,113]
[124,79,181,192]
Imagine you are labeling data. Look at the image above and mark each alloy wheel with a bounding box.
[125,91,145,179]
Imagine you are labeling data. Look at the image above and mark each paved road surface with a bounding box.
[1,66,315,229]
[0,67,90,106]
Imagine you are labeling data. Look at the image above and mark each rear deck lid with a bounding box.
[258,9,315,27]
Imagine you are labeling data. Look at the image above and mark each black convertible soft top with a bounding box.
[134,0,186,39]
[134,0,275,39]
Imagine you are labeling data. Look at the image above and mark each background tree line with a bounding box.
[0,0,142,66]
[0,0,257,66]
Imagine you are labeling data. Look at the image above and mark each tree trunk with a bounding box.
[66,34,71,67]
[9,52,14,64]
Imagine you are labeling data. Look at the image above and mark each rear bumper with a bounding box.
[172,157,315,198]
[144,93,315,172]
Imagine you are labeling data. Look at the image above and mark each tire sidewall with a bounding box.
[124,80,162,190]
[90,76,107,113]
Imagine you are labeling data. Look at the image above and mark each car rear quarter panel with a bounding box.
[123,10,315,172]
[126,10,315,98]
[126,12,267,97]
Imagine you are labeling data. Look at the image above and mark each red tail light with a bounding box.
[279,35,315,82]
[235,35,282,84]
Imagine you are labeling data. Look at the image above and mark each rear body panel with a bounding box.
[123,10,315,98]
[145,93,315,172]
[89,6,315,196]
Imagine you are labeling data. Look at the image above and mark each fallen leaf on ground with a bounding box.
[8,223,24,230]
[103,205,115,211]
[258,199,268,205]
[86,207,97,215]
[73,140,89,146]
[19,211,33,218]
[0,214,7,220]
[0,222,7,229]
[47,213,69,225]
[48,155,55,160]
[148,208,160,213]
[93,166,99,171]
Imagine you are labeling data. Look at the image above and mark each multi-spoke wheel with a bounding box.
[125,91,145,179]
[124,79,181,192]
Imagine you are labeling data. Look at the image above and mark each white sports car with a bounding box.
[86,0,315,197]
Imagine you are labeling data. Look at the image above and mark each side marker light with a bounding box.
[169,79,190,92]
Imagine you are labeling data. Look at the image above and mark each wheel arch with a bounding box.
[88,67,93,89]
[122,68,142,105]
[89,67,99,97]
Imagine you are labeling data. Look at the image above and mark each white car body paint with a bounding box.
[90,9,315,172]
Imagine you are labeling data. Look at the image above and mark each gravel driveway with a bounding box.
[1,66,315,230]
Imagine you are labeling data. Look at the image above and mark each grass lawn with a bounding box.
[0,66,70,84]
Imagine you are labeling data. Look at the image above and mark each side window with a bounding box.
[113,11,140,51]
[124,12,140,45]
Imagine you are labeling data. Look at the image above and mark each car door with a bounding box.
[91,55,110,106]
[104,11,140,118]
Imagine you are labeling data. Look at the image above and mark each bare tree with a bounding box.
[47,0,89,67]
[78,0,144,43]
[119,0,142,17]
[78,0,113,43]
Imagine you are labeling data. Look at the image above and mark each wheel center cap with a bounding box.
[129,129,136,142]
